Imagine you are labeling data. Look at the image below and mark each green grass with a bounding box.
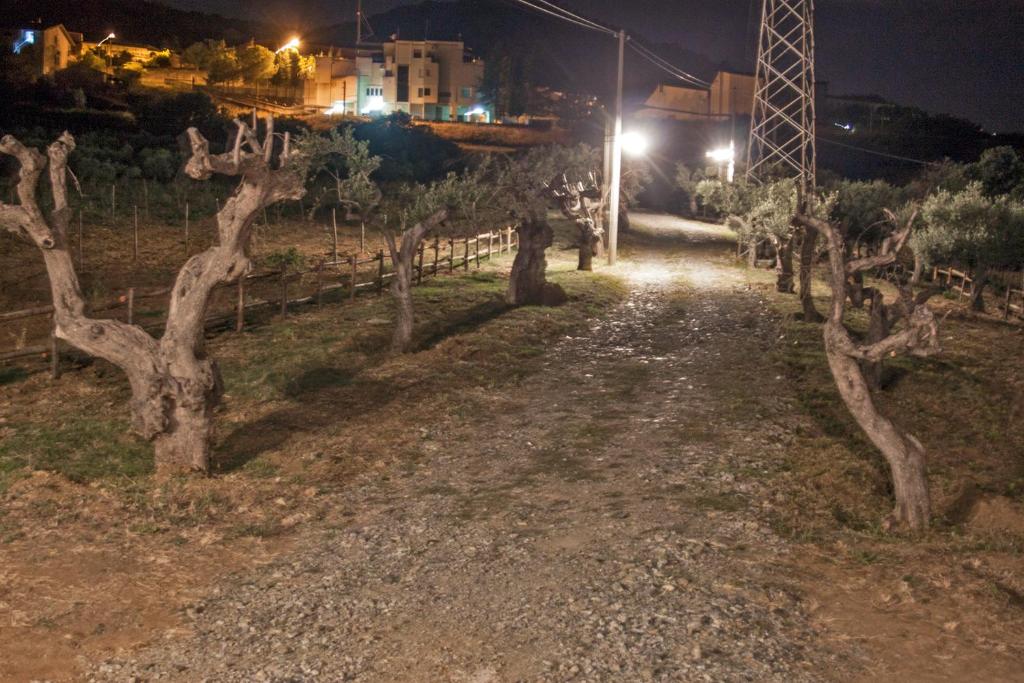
[0,416,153,493]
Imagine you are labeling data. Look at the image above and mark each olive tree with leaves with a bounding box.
[796,209,941,530]
[0,118,308,473]
[915,183,1024,311]
[300,127,382,228]
[380,184,451,353]
[495,146,577,306]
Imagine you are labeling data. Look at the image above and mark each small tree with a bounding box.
[548,145,604,271]
[916,183,1024,311]
[301,127,382,235]
[496,146,572,306]
[0,119,308,473]
[675,163,705,216]
[795,210,941,530]
[237,45,276,84]
[380,185,450,353]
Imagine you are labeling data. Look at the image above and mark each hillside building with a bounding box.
[637,71,757,122]
[307,39,490,122]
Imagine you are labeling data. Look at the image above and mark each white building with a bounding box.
[307,39,491,122]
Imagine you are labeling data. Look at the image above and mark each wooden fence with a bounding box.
[932,266,1024,320]
[0,228,519,377]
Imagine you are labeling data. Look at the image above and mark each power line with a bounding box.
[817,136,940,166]
[628,40,710,88]
[530,0,614,35]
[504,0,616,37]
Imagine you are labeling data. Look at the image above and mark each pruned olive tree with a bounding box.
[548,144,604,271]
[0,119,308,473]
[302,127,382,228]
[795,210,941,530]
[675,163,705,216]
[380,184,450,353]
[914,183,1024,312]
[497,146,573,306]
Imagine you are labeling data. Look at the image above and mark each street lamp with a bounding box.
[97,32,116,47]
[706,141,736,183]
[276,37,301,53]
[621,130,650,158]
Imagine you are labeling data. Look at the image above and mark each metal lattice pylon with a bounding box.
[747,0,817,194]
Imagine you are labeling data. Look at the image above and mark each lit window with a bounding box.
[460,87,472,98]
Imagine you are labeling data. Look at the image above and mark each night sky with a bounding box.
[161,0,1024,133]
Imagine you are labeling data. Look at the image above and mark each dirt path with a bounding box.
[90,215,858,681]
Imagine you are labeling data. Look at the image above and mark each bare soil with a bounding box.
[2,213,1023,681]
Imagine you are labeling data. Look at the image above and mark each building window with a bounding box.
[417,87,432,98]
[413,49,422,58]
[424,87,431,96]
[366,86,382,97]
[460,87,473,99]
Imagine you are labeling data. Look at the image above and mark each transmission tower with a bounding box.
[747,0,817,195]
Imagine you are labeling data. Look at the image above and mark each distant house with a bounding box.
[636,71,757,122]
[41,24,84,75]
[307,39,491,122]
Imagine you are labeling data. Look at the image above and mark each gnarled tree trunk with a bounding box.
[0,119,307,474]
[771,235,795,293]
[383,209,448,353]
[796,211,940,530]
[576,218,602,271]
[969,267,988,312]
[507,219,554,306]
[798,225,824,322]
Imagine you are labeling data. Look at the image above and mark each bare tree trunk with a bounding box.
[0,121,307,475]
[576,218,600,272]
[747,239,758,269]
[772,235,795,293]
[910,250,925,285]
[797,212,940,530]
[798,225,824,322]
[689,195,698,217]
[390,255,415,352]
[969,268,988,312]
[862,288,890,391]
[383,209,448,354]
[508,219,554,306]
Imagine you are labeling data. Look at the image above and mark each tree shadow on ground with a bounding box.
[213,372,396,473]
[213,295,513,473]
[417,295,510,351]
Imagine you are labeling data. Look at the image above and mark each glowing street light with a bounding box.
[706,141,736,182]
[276,37,301,53]
[97,32,116,47]
[621,130,650,157]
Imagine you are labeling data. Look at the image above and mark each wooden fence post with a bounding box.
[475,236,481,268]
[133,205,139,264]
[448,238,455,273]
[1004,285,1012,320]
[50,320,61,380]
[143,178,150,221]
[77,208,84,271]
[350,255,358,301]
[361,220,366,254]
[433,236,440,275]
[488,231,494,260]
[377,250,385,295]
[463,237,470,271]
[127,287,135,325]
[235,278,245,332]
[111,183,116,220]
[184,201,190,258]
[280,270,289,317]
[332,208,339,265]
[417,242,425,285]
[316,261,324,309]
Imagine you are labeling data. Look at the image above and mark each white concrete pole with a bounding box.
[607,29,626,266]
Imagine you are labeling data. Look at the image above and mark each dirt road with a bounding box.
[91,215,853,681]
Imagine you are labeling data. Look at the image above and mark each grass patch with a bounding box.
[0,417,152,490]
